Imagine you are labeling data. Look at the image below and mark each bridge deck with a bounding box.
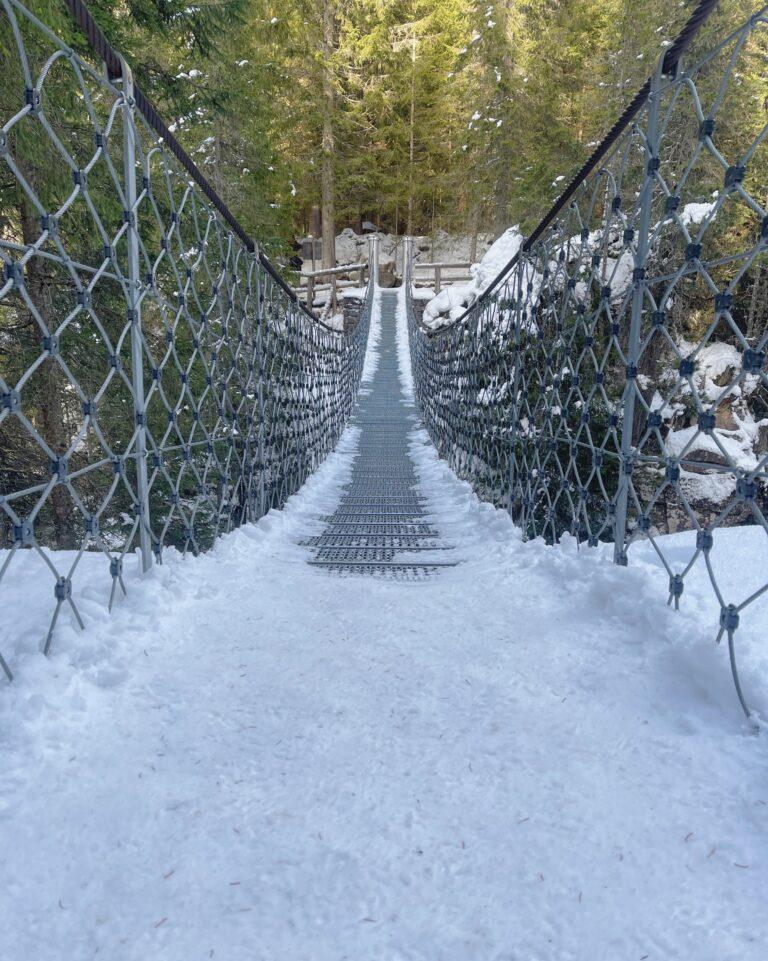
[305,291,458,577]
[1,288,764,961]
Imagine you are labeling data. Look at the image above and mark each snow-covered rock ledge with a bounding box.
[420,226,523,328]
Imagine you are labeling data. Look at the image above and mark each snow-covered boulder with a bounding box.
[422,284,476,327]
[335,227,367,264]
[420,226,525,330]
[469,226,524,291]
[633,337,768,529]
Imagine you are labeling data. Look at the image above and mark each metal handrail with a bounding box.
[301,263,369,279]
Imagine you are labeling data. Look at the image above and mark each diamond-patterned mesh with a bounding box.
[408,10,768,719]
[0,0,371,671]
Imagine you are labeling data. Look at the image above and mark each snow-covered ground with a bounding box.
[1,287,767,960]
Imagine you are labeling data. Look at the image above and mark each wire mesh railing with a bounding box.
[406,1,768,721]
[0,0,373,675]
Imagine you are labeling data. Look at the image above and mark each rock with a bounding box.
[378,260,397,288]
[715,404,738,430]
[633,464,760,535]
[410,298,426,326]
[678,444,729,471]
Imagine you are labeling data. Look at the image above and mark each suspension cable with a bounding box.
[61,0,320,323]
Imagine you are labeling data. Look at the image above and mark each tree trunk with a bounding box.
[320,0,336,270]
[309,205,322,239]
[492,167,509,237]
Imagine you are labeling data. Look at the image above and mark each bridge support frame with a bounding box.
[507,256,525,520]
[612,60,664,566]
[121,59,152,573]
[370,234,380,287]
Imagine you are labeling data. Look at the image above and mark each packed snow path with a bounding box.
[1,288,767,960]
[306,292,458,576]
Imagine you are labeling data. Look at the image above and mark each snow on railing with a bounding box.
[0,0,373,672]
[406,1,768,721]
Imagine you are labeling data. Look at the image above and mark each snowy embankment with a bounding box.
[0,285,766,960]
[419,203,767,516]
[313,285,368,331]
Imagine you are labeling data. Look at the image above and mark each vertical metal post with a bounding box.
[508,253,525,518]
[404,236,413,289]
[122,60,151,572]
[367,237,372,286]
[371,234,380,287]
[435,264,441,294]
[256,262,266,518]
[613,60,664,565]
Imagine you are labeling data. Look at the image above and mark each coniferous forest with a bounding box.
[4,0,759,254]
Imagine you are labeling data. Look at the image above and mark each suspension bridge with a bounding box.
[2,0,768,957]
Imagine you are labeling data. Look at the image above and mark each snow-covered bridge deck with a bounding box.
[305,292,458,577]
[2,289,767,960]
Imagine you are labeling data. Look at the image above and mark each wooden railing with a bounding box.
[294,237,380,311]
[412,261,472,294]
[295,263,370,311]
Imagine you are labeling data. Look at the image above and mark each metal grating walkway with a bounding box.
[305,291,458,577]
